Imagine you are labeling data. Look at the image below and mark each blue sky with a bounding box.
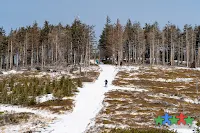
[0,0,199,40]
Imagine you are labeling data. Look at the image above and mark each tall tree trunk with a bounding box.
[170,32,174,66]
[186,29,189,67]
[191,31,194,63]
[180,37,183,64]
[143,39,145,65]
[42,43,44,70]
[152,29,155,65]
[6,43,9,70]
[162,32,165,65]
[31,37,34,67]
[51,41,54,65]
[10,40,13,69]
[37,45,39,65]
[150,41,152,65]
[16,49,19,69]
[178,37,180,66]
[25,33,27,67]
[56,35,58,66]
[156,40,160,65]
[198,42,200,67]
[0,53,2,70]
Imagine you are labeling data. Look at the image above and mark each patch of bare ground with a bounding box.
[32,99,74,114]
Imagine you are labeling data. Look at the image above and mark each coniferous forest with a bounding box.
[0,18,96,71]
[99,16,200,68]
[1,16,200,70]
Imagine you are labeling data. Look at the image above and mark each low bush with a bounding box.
[103,128,176,133]
[0,75,80,106]
[102,60,113,64]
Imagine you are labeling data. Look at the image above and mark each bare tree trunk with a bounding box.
[44,44,46,68]
[166,45,169,64]
[71,42,73,64]
[37,45,39,65]
[23,43,25,67]
[56,35,58,66]
[10,40,13,69]
[178,37,180,66]
[128,41,131,65]
[181,37,183,64]
[51,41,54,65]
[31,37,34,67]
[186,29,189,67]
[152,29,155,65]
[198,42,200,67]
[143,39,145,65]
[152,40,155,65]
[25,33,27,67]
[6,43,9,70]
[191,31,194,63]
[74,50,76,66]
[16,49,19,69]
[170,32,174,66]
[42,43,44,70]
[156,40,160,65]
[0,53,2,70]
[162,32,165,65]
[88,41,91,67]
[150,41,152,65]
[85,38,88,67]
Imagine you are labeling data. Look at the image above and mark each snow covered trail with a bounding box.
[44,65,118,133]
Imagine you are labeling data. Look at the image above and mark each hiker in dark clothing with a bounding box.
[120,61,122,66]
[105,80,108,87]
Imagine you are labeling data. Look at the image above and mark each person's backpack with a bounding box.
[105,80,108,84]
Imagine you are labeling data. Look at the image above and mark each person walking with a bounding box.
[105,79,108,87]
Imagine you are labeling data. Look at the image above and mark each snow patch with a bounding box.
[36,94,56,103]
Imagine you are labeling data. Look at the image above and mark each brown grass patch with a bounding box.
[76,71,100,82]
[32,99,74,113]
[94,89,200,131]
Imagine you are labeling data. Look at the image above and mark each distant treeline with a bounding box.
[99,16,200,67]
[0,18,96,70]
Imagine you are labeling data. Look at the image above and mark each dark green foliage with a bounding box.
[76,78,83,87]
[102,60,113,64]
[99,16,113,60]
[0,75,80,106]
[103,128,176,133]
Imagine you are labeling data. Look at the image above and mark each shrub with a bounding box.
[102,60,112,64]
[103,128,176,133]
[0,75,78,106]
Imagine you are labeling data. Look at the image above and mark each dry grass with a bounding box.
[32,99,74,114]
[75,71,100,82]
[92,67,200,131]
[0,112,32,126]
[113,67,200,99]
[93,90,200,131]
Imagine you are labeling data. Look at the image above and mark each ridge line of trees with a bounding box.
[99,16,200,68]
[0,18,96,71]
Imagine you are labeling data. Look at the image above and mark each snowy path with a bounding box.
[44,65,118,133]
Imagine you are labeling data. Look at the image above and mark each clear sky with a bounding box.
[1,0,199,40]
